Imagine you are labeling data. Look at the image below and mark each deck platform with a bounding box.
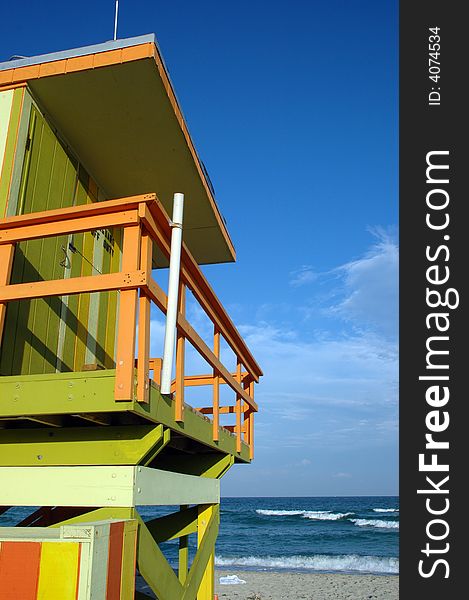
[0,370,251,466]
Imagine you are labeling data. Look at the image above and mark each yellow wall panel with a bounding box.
[0,87,23,217]
[120,520,138,600]
[36,541,80,600]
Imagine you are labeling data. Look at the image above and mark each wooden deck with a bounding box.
[0,369,251,466]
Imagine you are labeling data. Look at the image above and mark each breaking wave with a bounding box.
[215,554,399,574]
[303,511,354,521]
[373,508,399,513]
[256,509,353,521]
[351,519,399,530]
[256,509,306,516]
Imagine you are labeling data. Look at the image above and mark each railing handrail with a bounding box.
[0,193,156,234]
[0,193,260,457]
[0,194,262,382]
[144,199,263,381]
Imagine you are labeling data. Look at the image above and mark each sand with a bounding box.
[214,570,399,600]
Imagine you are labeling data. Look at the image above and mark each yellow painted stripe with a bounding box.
[37,542,80,600]
[120,520,138,600]
[0,87,24,217]
[0,90,14,191]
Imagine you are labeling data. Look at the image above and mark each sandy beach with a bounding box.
[215,570,399,600]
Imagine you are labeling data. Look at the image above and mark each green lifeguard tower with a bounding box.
[0,34,261,599]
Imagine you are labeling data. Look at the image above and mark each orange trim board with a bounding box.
[0,43,155,87]
[106,521,125,600]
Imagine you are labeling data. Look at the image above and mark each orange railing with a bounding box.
[0,193,262,457]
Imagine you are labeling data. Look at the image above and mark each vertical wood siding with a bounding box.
[0,95,122,375]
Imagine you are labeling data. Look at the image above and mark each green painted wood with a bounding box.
[3,110,38,376]
[61,228,84,371]
[0,105,79,375]
[0,424,167,466]
[181,504,219,600]
[135,384,251,462]
[95,242,111,366]
[136,515,183,600]
[73,167,92,371]
[28,123,64,374]
[49,507,135,528]
[0,100,122,375]
[0,370,130,416]
[44,151,78,373]
[178,514,189,585]
[106,225,123,367]
[144,506,199,543]
[140,427,171,467]
[155,453,234,478]
[0,371,251,462]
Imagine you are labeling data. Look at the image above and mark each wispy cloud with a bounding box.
[148,228,398,495]
[237,320,397,452]
[289,265,318,287]
[331,228,398,339]
[235,229,398,461]
[287,228,398,342]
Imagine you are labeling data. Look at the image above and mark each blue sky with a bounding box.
[0,0,398,495]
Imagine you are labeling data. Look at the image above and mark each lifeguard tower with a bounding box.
[0,35,261,599]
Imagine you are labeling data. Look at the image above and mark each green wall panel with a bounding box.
[0,94,122,376]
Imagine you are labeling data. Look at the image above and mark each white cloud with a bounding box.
[147,230,398,466]
[235,231,398,455]
[331,228,398,339]
[223,230,398,495]
[289,265,318,287]
[237,321,397,451]
[240,323,397,403]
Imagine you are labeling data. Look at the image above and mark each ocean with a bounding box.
[0,496,399,582]
[213,496,399,575]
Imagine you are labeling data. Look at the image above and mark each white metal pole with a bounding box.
[160,193,184,394]
[114,1,119,41]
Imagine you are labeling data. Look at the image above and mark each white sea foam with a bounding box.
[256,509,307,516]
[351,518,399,530]
[373,508,399,513]
[256,509,353,520]
[302,511,354,521]
[215,554,399,574]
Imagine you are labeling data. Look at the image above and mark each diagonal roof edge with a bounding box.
[0,34,157,71]
[0,34,236,264]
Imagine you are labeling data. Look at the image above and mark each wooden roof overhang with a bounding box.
[0,34,235,266]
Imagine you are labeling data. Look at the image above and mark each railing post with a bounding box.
[0,243,15,347]
[212,327,220,441]
[114,225,141,401]
[235,359,242,453]
[248,380,255,460]
[178,504,189,584]
[197,504,216,600]
[160,193,184,395]
[175,282,185,422]
[243,378,249,446]
[137,230,153,403]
